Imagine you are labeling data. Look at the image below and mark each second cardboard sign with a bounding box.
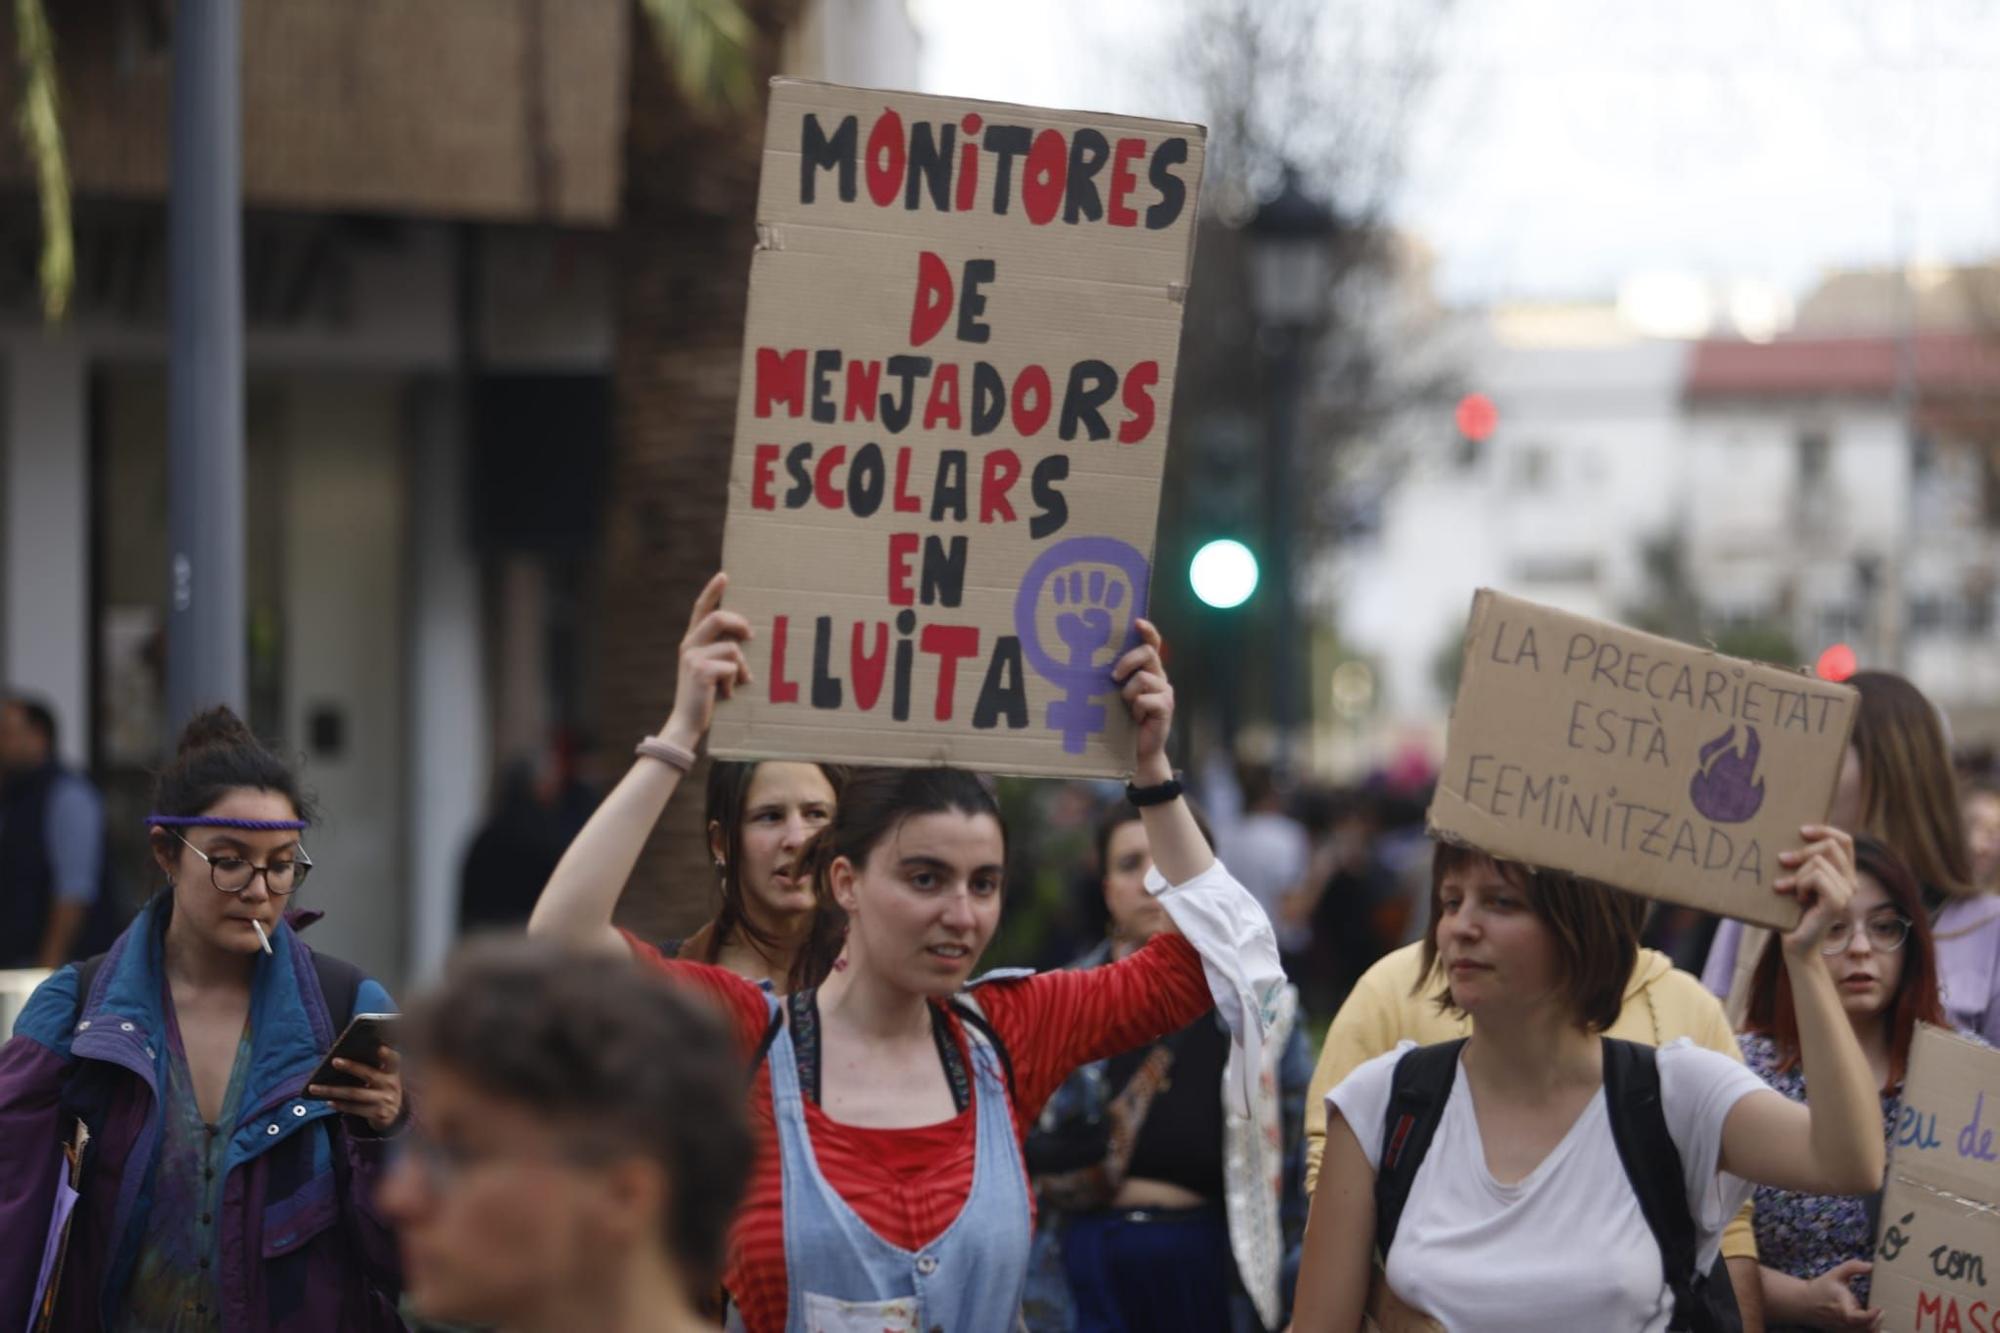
[1430,590,1858,930]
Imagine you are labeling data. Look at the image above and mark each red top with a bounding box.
[625,931,1210,1333]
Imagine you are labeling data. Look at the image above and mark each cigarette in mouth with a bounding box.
[252,919,272,955]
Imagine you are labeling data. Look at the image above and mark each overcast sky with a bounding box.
[909,0,2000,306]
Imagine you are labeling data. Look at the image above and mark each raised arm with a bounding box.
[1720,826,1887,1197]
[527,572,751,956]
[1113,618,1211,886]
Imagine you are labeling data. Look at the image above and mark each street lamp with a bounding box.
[1245,164,1334,773]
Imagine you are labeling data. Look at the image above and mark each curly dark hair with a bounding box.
[405,937,754,1287]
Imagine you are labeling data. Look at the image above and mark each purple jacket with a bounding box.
[0,897,406,1331]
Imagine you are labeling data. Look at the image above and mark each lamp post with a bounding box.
[166,0,247,728]
[1246,165,1334,773]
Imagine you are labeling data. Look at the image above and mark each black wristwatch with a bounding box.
[1125,774,1184,807]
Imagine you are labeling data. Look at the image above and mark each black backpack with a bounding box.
[1374,1037,1742,1333]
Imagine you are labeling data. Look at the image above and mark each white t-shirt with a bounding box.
[1327,1037,1767,1333]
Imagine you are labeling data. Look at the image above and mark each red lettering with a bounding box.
[1971,1301,1991,1333]
[751,444,780,509]
[923,364,963,431]
[1117,361,1159,443]
[980,450,1020,523]
[910,251,954,347]
[955,132,980,212]
[755,347,806,417]
[887,533,919,605]
[1011,365,1052,436]
[1022,128,1068,225]
[813,445,848,510]
[866,109,905,207]
[893,448,922,513]
[844,359,881,422]
[1107,138,1146,227]
[851,622,888,710]
[769,616,799,703]
[920,624,980,721]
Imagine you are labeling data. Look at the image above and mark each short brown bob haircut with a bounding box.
[1418,841,1644,1033]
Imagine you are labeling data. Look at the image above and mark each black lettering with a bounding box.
[973,636,1029,729]
[981,125,1034,214]
[920,535,968,607]
[971,362,1007,435]
[1029,454,1070,538]
[811,348,841,424]
[1144,138,1189,229]
[956,259,996,344]
[1059,360,1119,441]
[810,616,842,709]
[783,442,814,508]
[1063,128,1109,223]
[880,355,932,434]
[931,450,968,521]
[800,113,858,204]
[905,121,954,211]
[848,443,886,518]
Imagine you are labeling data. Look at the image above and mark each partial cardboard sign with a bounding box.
[709,80,1205,776]
[1428,590,1857,929]
[1870,1024,2000,1332]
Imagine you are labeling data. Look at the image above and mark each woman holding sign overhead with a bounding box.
[529,574,1282,1333]
[531,573,843,993]
[1290,825,1886,1333]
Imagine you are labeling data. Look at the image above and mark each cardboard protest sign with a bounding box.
[1428,590,1857,929]
[1870,1024,2000,1332]
[708,80,1205,776]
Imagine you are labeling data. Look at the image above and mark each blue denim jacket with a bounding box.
[1022,940,1313,1332]
[0,896,406,1331]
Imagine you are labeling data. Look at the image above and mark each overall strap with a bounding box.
[1374,1039,1466,1259]
[1600,1037,1722,1332]
[947,997,1017,1106]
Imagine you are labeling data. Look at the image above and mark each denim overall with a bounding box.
[745,992,1034,1333]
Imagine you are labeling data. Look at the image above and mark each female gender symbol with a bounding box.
[1012,536,1152,754]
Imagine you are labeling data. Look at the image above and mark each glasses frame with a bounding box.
[172,830,313,896]
[1818,914,1911,957]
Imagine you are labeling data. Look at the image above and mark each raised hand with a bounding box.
[1112,619,1173,784]
[661,572,753,751]
[1775,824,1858,960]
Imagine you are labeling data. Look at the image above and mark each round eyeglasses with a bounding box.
[173,831,313,896]
[1819,915,1910,956]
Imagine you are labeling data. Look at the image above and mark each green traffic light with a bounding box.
[1190,539,1258,609]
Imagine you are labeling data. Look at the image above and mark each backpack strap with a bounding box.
[947,996,1018,1106]
[70,953,107,1029]
[1373,1038,1466,1259]
[1601,1037,1718,1332]
[309,951,365,1032]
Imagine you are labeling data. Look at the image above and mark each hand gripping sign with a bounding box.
[1427,590,1857,929]
[709,81,1205,777]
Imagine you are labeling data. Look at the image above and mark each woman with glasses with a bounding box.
[0,706,405,1332]
[378,937,752,1333]
[1737,835,1977,1330]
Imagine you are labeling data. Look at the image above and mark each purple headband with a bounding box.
[146,814,310,832]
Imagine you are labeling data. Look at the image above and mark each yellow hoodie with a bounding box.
[1302,940,1757,1263]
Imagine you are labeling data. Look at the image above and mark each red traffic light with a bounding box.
[1455,392,1498,443]
[1815,643,1857,683]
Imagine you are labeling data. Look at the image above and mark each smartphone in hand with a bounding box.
[304,1013,399,1095]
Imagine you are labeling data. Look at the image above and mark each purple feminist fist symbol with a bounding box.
[1014,537,1151,754]
[1689,725,1766,824]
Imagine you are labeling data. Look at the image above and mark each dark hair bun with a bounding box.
[174,705,259,758]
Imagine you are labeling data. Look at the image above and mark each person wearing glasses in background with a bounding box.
[0,706,406,1332]
[1735,835,1986,1331]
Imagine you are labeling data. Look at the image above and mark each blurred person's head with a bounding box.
[1963,781,2000,893]
[1095,799,1215,947]
[381,937,751,1331]
[1743,836,1947,1091]
[1840,672,1974,898]
[0,696,57,773]
[1239,762,1282,812]
[148,707,313,961]
[797,767,1006,996]
[1419,841,1642,1033]
[703,760,841,963]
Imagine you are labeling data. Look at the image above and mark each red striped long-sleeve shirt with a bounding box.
[625,930,1210,1333]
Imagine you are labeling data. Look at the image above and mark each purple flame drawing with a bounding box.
[1689,724,1765,824]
